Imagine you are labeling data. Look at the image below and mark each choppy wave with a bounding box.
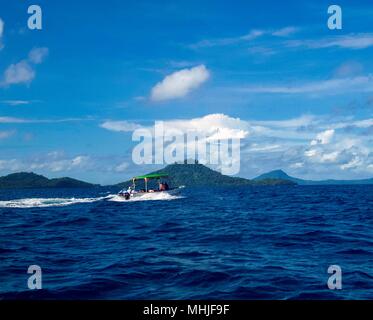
[0,185,372,299]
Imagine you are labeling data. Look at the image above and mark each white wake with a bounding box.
[0,192,183,208]
[0,196,106,208]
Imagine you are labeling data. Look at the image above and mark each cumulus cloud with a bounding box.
[101,113,249,140]
[3,61,35,85]
[1,47,48,87]
[28,47,49,64]
[150,65,210,101]
[100,120,142,132]
[310,129,335,145]
[115,162,129,172]
[100,113,372,179]
[0,152,91,173]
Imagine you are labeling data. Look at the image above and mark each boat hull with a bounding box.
[118,187,181,200]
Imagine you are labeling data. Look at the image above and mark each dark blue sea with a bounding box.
[0,185,372,299]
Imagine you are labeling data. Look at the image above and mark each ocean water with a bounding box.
[0,185,372,300]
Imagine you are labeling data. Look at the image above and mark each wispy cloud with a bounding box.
[286,33,373,50]
[272,26,299,37]
[238,75,373,94]
[190,26,299,49]
[0,116,93,124]
[0,18,4,49]
[0,100,32,106]
[0,116,27,123]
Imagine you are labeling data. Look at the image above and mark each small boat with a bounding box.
[118,173,181,200]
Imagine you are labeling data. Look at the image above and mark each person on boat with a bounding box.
[159,182,169,191]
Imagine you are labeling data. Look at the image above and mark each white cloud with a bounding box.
[115,162,129,172]
[0,130,14,139]
[101,114,250,141]
[150,65,210,101]
[28,47,49,64]
[0,18,4,37]
[190,27,298,48]
[100,113,372,179]
[320,151,340,163]
[340,156,362,170]
[250,115,317,128]
[0,159,21,171]
[0,18,4,49]
[3,61,35,85]
[239,75,373,94]
[0,153,90,173]
[240,29,265,41]
[0,100,31,106]
[161,114,248,136]
[333,61,363,78]
[245,143,281,152]
[100,120,142,132]
[286,33,373,50]
[0,116,27,123]
[1,47,48,87]
[34,153,90,172]
[290,162,304,169]
[0,19,3,36]
[272,26,299,37]
[311,129,335,145]
[0,116,91,124]
[305,149,318,157]
[190,31,263,48]
[248,46,276,56]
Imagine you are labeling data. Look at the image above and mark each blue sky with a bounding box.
[0,0,372,184]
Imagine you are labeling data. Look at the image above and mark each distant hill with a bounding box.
[115,163,295,188]
[2,167,370,190]
[254,169,373,185]
[0,172,98,189]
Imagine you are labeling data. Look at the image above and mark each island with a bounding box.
[0,172,98,189]
[1,164,372,189]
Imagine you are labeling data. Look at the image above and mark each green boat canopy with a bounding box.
[132,173,169,180]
